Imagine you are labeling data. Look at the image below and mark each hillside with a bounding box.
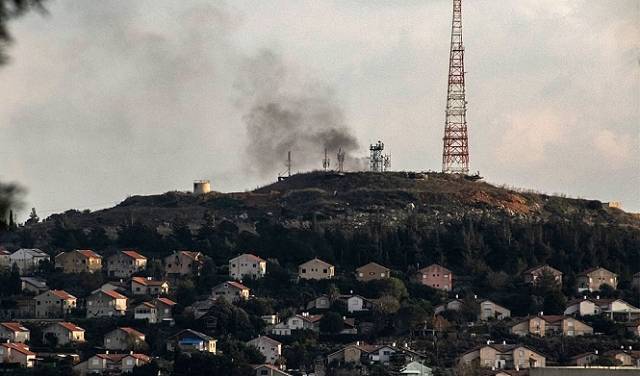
[25,171,640,235]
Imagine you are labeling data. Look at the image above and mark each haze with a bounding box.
[1,0,638,219]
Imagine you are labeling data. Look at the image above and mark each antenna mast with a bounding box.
[337,148,345,172]
[322,148,331,171]
[442,0,469,174]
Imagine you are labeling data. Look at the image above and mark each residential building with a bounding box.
[603,350,640,367]
[306,294,332,310]
[510,315,593,337]
[0,322,30,343]
[626,321,640,336]
[131,276,169,295]
[0,343,36,368]
[86,289,127,318]
[229,253,267,280]
[54,249,102,274]
[9,248,50,274]
[253,364,292,376]
[569,352,599,366]
[327,342,399,366]
[104,327,146,351]
[133,302,157,323]
[479,300,511,321]
[42,322,85,345]
[577,267,618,292]
[355,262,390,282]
[106,250,147,278]
[136,297,178,324]
[523,265,563,286]
[0,247,10,268]
[34,289,77,318]
[167,329,216,353]
[211,281,250,303]
[338,295,377,313]
[594,298,640,321]
[247,336,282,364]
[164,250,204,276]
[399,361,433,376]
[270,313,322,336]
[73,353,150,375]
[416,264,452,291]
[458,344,546,370]
[20,277,48,295]
[298,258,335,280]
[434,298,464,315]
[564,297,598,316]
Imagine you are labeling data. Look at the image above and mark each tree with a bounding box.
[1,1,47,64]
[319,311,343,334]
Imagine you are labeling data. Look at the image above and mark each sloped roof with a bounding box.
[155,297,177,306]
[248,335,282,347]
[222,281,250,290]
[124,353,151,362]
[1,343,35,356]
[76,249,102,259]
[417,263,452,273]
[170,329,214,341]
[0,247,10,255]
[356,262,390,272]
[20,277,47,288]
[118,327,145,338]
[231,253,266,263]
[578,266,616,277]
[57,322,84,332]
[523,264,562,275]
[253,364,291,376]
[98,289,127,300]
[132,276,167,287]
[49,289,76,300]
[299,258,333,268]
[121,250,146,260]
[0,322,29,333]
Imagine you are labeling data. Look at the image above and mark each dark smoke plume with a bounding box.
[239,50,359,176]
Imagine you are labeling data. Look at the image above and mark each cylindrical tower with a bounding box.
[193,180,211,195]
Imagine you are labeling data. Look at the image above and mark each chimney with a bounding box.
[594,350,598,355]
[596,295,600,300]
[130,350,133,355]
[515,365,520,371]
[356,341,360,346]
[455,294,459,299]
[147,276,152,281]
[583,295,587,300]
[474,294,477,299]
[629,346,632,350]
[486,340,490,345]
[502,340,506,345]
[539,311,544,316]
[106,350,109,354]
[349,290,353,295]
[392,342,396,347]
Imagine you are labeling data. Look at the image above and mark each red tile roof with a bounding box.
[132,276,167,286]
[96,353,127,361]
[226,281,250,290]
[418,263,452,273]
[233,253,266,263]
[356,262,390,272]
[0,322,29,333]
[76,249,102,259]
[50,289,76,300]
[1,343,35,356]
[119,327,145,338]
[126,353,151,362]
[121,250,146,260]
[155,297,177,306]
[100,289,127,300]
[180,251,201,260]
[58,322,84,332]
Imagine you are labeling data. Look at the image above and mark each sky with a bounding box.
[0,0,638,220]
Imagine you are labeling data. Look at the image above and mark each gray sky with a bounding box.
[1,0,638,219]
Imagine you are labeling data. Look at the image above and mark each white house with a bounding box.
[564,298,598,316]
[229,253,267,280]
[247,336,282,364]
[9,248,50,274]
[270,313,322,336]
[338,295,376,313]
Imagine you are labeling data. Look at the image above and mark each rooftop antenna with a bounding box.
[337,148,346,172]
[322,148,331,171]
[278,150,292,181]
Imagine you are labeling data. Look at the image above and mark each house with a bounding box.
[355,262,390,282]
[399,361,433,376]
[298,258,335,280]
[338,295,377,313]
[86,289,127,318]
[106,250,147,278]
[247,336,282,364]
[131,276,169,295]
[253,364,292,376]
[73,353,150,375]
[479,300,511,321]
[306,294,332,310]
[154,297,177,322]
[211,281,250,302]
[9,248,50,274]
[271,313,322,336]
[569,351,599,366]
[229,253,267,280]
[104,327,146,351]
[603,350,640,367]
[133,302,157,323]
[167,329,217,353]
[434,298,464,315]
[458,344,546,370]
[564,297,598,316]
[633,272,640,290]
[164,250,204,276]
[34,289,77,318]
[415,264,452,291]
[54,249,102,274]
[510,315,593,337]
[327,342,398,366]
[523,265,563,286]
[577,267,618,292]
[342,318,358,335]
[42,322,85,345]
[0,322,30,343]
[594,298,640,321]
[0,343,36,368]
[20,276,48,295]
[0,247,10,268]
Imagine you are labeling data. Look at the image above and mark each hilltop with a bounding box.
[27,171,639,233]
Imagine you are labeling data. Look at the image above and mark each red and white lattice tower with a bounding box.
[442,0,469,174]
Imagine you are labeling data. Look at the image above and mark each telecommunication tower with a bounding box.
[337,148,346,172]
[441,0,470,174]
[278,151,292,181]
[369,141,390,172]
[322,148,331,171]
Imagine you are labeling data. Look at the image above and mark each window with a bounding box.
[323,269,328,273]
[127,359,133,365]
[302,268,307,273]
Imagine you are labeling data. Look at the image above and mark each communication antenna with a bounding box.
[278,150,292,181]
[337,148,346,172]
[322,148,331,171]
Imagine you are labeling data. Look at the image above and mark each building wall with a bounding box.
[56,252,102,274]
[417,265,452,291]
[578,269,617,291]
[513,347,545,368]
[355,264,390,282]
[86,294,126,318]
[299,260,335,280]
[229,255,266,280]
[34,293,75,318]
[107,253,146,278]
